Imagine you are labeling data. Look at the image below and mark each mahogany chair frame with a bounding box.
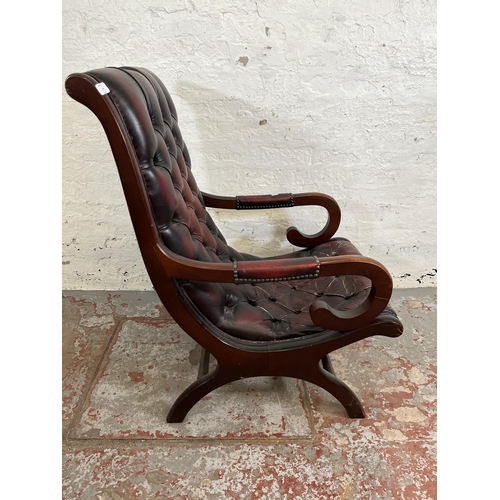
[65,68,403,423]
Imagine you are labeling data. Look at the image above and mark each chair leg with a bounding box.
[166,367,240,423]
[197,347,211,379]
[168,363,365,422]
[302,362,366,419]
[168,348,365,422]
[321,354,336,376]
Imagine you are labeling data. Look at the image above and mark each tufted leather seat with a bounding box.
[66,66,403,422]
[183,239,371,341]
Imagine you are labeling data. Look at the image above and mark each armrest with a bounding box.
[154,243,391,332]
[201,191,342,248]
[236,254,392,331]
[309,255,392,331]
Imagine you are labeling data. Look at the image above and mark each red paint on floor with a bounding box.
[63,289,436,499]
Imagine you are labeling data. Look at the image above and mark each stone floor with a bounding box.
[62,287,436,499]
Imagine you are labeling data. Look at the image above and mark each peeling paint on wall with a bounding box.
[62,0,436,290]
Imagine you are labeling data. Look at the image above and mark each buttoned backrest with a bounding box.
[87,67,239,264]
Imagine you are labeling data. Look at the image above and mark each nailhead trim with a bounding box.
[233,257,321,283]
[236,195,294,210]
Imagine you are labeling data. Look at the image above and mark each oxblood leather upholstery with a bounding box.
[183,240,371,340]
[85,67,373,341]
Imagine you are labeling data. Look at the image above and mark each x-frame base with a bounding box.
[167,347,365,423]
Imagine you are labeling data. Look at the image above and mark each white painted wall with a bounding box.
[62,0,436,290]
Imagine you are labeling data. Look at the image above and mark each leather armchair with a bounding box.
[65,67,403,423]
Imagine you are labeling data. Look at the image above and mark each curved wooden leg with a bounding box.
[302,363,366,418]
[168,349,365,422]
[167,367,240,423]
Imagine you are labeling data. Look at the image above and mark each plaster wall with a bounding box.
[62,0,436,290]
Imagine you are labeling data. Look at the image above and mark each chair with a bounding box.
[65,67,403,423]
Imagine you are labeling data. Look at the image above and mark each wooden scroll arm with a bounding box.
[201,191,342,248]
[309,256,393,331]
[154,244,392,331]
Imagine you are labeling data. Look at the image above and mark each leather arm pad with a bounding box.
[233,256,320,283]
[236,193,293,210]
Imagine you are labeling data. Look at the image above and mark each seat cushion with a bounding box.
[180,238,372,341]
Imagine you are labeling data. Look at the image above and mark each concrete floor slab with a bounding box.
[63,293,119,433]
[63,288,436,499]
[72,318,312,440]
